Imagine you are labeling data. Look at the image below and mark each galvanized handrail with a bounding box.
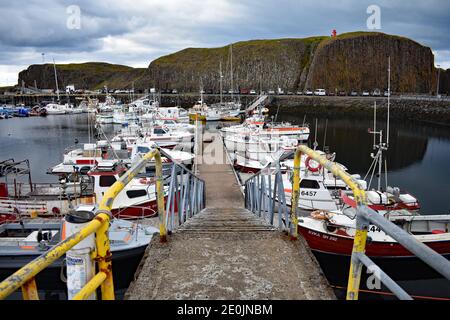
[0,148,165,300]
[244,145,450,300]
[164,162,205,232]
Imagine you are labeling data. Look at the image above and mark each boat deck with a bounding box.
[124,129,335,300]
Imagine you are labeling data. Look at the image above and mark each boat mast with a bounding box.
[219,61,223,104]
[53,58,60,103]
[230,44,234,102]
[387,56,391,147]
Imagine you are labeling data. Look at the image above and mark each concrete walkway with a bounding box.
[124,130,335,300]
[125,207,335,300]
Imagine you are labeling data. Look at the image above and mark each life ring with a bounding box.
[305,156,322,173]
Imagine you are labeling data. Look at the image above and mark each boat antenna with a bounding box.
[386,56,391,147]
[302,114,306,128]
[274,103,280,122]
[53,58,60,103]
[322,118,328,150]
[313,118,318,150]
[219,60,223,104]
[230,44,234,102]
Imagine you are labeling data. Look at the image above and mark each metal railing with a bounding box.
[244,145,450,300]
[0,147,205,300]
[163,161,206,233]
[244,163,290,232]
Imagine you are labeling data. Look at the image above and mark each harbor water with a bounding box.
[1,111,450,299]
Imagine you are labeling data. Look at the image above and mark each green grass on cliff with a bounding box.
[47,62,135,73]
[317,31,422,50]
[153,36,329,67]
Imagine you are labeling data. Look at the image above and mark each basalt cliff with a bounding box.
[17,32,448,94]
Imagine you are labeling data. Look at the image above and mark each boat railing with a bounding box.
[244,144,450,300]
[0,147,205,300]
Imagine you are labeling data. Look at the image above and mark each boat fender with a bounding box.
[305,157,322,173]
[139,177,155,185]
[52,207,61,216]
[310,210,329,220]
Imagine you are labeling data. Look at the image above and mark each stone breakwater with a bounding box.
[269,96,450,126]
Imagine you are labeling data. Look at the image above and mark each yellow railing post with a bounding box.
[294,145,368,300]
[0,148,166,301]
[154,152,167,242]
[290,149,302,240]
[21,278,39,300]
[346,215,369,300]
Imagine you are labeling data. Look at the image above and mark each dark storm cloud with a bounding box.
[0,0,449,85]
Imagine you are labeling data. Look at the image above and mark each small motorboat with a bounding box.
[0,205,160,292]
[44,103,67,115]
[29,106,47,117]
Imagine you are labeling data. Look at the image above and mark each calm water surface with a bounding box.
[1,112,450,299]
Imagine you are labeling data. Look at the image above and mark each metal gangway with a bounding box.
[1,144,449,300]
[245,94,268,114]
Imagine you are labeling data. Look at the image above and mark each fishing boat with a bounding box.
[112,124,194,149]
[96,113,113,124]
[225,133,300,155]
[0,159,96,223]
[44,103,67,115]
[87,161,169,218]
[29,106,47,117]
[0,206,160,291]
[221,121,310,141]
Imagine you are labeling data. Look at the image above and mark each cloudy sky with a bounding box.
[0,0,449,86]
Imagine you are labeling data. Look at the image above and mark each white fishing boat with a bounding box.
[221,121,310,141]
[225,134,299,155]
[96,113,113,124]
[44,103,67,115]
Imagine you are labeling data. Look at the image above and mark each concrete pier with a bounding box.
[125,129,335,300]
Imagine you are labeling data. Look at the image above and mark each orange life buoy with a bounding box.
[305,156,322,173]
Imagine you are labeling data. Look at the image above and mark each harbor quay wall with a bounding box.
[269,96,450,126]
[2,93,449,125]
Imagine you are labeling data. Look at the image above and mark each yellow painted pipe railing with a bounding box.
[0,148,165,300]
[292,145,368,300]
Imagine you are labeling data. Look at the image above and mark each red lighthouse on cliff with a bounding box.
[332,29,337,37]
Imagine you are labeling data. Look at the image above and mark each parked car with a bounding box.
[338,91,347,96]
[362,91,370,96]
[372,89,381,96]
[268,90,275,95]
[240,88,250,95]
[328,91,336,96]
[172,89,178,94]
[249,89,257,95]
[296,91,303,95]
[305,89,313,95]
[314,89,326,96]
[384,90,390,97]
[350,91,359,96]
[227,89,233,94]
